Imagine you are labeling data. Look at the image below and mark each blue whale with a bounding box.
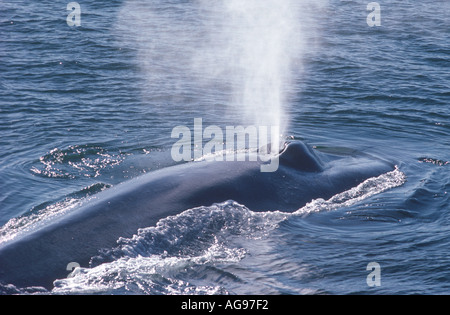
[0,141,394,290]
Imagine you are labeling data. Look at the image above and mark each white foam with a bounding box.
[293,166,407,216]
[0,183,110,246]
[53,239,244,295]
[0,198,82,246]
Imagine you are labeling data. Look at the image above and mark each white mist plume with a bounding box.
[195,0,302,134]
[116,0,325,138]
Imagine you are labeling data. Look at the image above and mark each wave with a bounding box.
[294,166,406,216]
[30,144,127,179]
[0,183,111,246]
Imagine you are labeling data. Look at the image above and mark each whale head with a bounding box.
[279,141,324,172]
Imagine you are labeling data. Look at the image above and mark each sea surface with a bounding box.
[0,0,449,294]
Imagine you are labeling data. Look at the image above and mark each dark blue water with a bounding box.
[1,0,449,294]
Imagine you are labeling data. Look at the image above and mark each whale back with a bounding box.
[0,141,395,291]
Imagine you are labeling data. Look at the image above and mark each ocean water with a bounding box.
[0,0,449,295]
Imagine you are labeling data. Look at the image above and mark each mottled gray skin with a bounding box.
[0,141,394,290]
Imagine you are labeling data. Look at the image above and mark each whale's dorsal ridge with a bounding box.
[279,141,324,172]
